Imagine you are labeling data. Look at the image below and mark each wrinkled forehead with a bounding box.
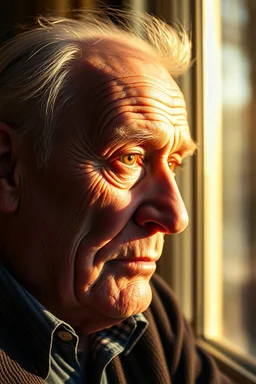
[74,36,180,98]
[69,37,188,147]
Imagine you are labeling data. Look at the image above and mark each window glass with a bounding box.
[221,0,256,358]
[204,0,256,361]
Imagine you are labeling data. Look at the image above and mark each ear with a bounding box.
[0,122,19,214]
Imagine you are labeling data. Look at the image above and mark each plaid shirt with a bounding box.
[0,267,148,384]
[91,313,148,383]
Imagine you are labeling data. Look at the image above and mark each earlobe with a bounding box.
[0,122,19,214]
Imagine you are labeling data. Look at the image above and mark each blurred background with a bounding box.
[0,0,255,382]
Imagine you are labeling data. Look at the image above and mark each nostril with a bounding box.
[133,201,188,235]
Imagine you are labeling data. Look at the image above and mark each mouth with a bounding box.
[114,256,159,262]
[107,256,158,275]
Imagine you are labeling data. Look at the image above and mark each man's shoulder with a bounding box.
[146,273,232,384]
[149,272,182,324]
[0,320,45,383]
[0,347,44,384]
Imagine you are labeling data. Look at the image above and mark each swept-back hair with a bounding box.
[0,10,191,165]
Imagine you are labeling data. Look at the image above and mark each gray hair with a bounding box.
[0,10,192,166]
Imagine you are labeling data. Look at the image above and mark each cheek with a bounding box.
[79,167,129,210]
[73,176,135,287]
[81,173,133,239]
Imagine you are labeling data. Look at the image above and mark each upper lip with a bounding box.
[114,256,159,262]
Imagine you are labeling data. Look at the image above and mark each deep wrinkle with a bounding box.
[94,85,189,136]
[100,120,197,159]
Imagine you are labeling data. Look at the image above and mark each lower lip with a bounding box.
[109,260,156,274]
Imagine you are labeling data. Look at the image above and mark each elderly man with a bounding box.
[0,10,229,384]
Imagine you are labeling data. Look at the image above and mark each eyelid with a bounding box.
[109,145,145,158]
[168,154,184,171]
[169,152,182,162]
[170,162,184,170]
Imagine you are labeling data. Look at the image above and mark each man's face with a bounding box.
[12,39,196,332]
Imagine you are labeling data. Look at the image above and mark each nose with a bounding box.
[134,170,189,235]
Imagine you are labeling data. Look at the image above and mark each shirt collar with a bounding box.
[0,266,73,378]
[90,313,148,384]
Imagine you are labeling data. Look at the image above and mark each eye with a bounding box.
[168,161,183,174]
[168,162,177,172]
[120,154,139,166]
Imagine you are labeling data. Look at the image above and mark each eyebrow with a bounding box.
[176,137,198,157]
[104,122,198,157]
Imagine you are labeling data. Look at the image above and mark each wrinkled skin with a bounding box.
[0,38,196,333]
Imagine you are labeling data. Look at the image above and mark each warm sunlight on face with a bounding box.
[18,38,196,333]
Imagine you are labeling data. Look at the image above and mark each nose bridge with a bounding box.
[135,167,189,234]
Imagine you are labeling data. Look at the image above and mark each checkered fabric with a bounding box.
[90,314,148,383]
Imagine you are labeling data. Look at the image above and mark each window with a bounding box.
[192,0,256,382]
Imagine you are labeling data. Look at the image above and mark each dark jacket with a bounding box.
[0,273,230,383]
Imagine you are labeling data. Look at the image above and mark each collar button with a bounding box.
[57,330,73,342]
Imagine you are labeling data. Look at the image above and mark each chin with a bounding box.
[94,274,153,319]
[74,263,155,333]
[73,276,153,334]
